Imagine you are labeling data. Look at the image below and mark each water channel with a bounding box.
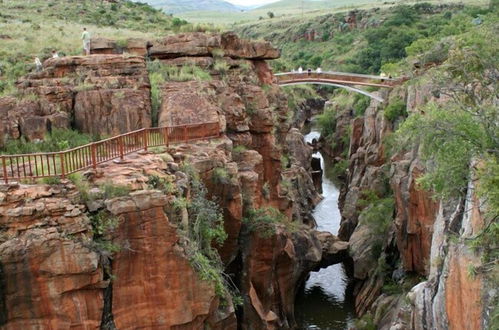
[295,120,356,329]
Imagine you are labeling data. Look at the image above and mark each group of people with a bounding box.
[34,28,91,72]
[292,67,322,75]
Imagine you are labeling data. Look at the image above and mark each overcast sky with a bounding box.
[226,0,280,6]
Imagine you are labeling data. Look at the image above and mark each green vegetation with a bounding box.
[243,207,287,237]
[212,167,230,185]
[89,210,121,254]
[177,163,240,303]
[148,174,176,195]
[239,3,491,74]
[384,98,407,122]
[0,0,177,96]
[357,190,395,236]
[0,128,94,154]
[282,85,319,111]
[393,23,498,199]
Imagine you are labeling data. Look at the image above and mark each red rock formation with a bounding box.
[0,184,105,329]
[0,55,151,143]
[107,191,236,329]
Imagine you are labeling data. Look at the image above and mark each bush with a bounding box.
[353,94,371,117]
[358,191,395,236]
[1,128,93,154]
[212,167,230,185]
[100,182,131,199]
[384,98,407,122]
[213,60,230,76]
[243,207,286,237]
[148,174,176,195]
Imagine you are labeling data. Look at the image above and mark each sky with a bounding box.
[226,0,280,6]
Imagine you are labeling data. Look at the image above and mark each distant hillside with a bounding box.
[0,0,177,96]
[139,0,241,14]
[259,0,335,11]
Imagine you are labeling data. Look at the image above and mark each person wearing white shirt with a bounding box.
[82,28,91,55]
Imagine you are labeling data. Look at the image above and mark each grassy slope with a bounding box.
[236,1,491,74]
[143,0,240,14]
[0,0,175,96]
[177,0,487,24]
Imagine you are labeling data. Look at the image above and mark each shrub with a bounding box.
[358,191,395,236]
[148,174,175,195]
[212,167,230,185]
[384,98,407,122]
[100,182,131,199]
[243,207,286,237]
[1,129,93,154]
[213,60,230,76]
[40,177,62,185]
[353,94,371,117]
[317,107,337,138]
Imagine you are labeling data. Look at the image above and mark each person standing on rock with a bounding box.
[82,27,91,55]
[34,57,42,72]
[51,50,59,59]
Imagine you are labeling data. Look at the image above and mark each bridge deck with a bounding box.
[275,71,398,88]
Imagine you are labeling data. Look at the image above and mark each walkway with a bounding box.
[1,122,220,183]
[275,71,403,102]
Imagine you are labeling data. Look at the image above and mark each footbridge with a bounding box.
[275,71,403,102]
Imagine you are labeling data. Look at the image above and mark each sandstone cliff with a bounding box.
[333,77,495,329]
[0,32,349,329]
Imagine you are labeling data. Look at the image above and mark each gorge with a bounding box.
[0,1,497,329]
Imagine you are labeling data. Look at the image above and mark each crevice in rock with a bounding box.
[100,261,116,330]
[0,262,7,326]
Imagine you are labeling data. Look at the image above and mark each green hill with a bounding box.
[236,2,492,75]
[0,0,179,96]
[140,0,241,14]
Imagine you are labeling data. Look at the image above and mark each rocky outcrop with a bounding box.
[0,55,152,143]
[0,31,329,329]
[149,32,279,60]
[336,73,494,329]
[0,184,105,329]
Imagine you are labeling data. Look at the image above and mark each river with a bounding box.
[295,122,356,329]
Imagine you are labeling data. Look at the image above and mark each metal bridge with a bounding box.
[275,71,402,102]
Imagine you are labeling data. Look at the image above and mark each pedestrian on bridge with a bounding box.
[307,68,312,76]
[298,66,303,73]
[317,67,322,73]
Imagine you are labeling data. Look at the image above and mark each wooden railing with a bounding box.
[1,121,220,183]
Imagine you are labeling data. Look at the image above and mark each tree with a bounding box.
[394,27,498,198]
[267,11,275,19]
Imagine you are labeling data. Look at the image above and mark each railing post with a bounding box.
[1,156,8,184]
[91,143,97,169]
[119,136,124,160]
[59,153,66,179]
[143,129,148,152]
[163,128,169,147]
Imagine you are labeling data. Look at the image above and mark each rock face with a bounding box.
[0,55,152,143]
[0,32,336,329]
[335,78,493,329]
[0,184,105,329]
[148,32,279,60]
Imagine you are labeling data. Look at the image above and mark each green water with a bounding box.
[295,126,356,330]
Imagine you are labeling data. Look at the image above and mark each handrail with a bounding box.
[274,71,398,81]
[1,121,221,183]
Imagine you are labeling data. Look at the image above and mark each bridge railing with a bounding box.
[275,71,399,87]
[1,121,220,183]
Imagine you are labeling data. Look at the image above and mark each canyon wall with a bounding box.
[333,78,494,328]
[0,32,349,329]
